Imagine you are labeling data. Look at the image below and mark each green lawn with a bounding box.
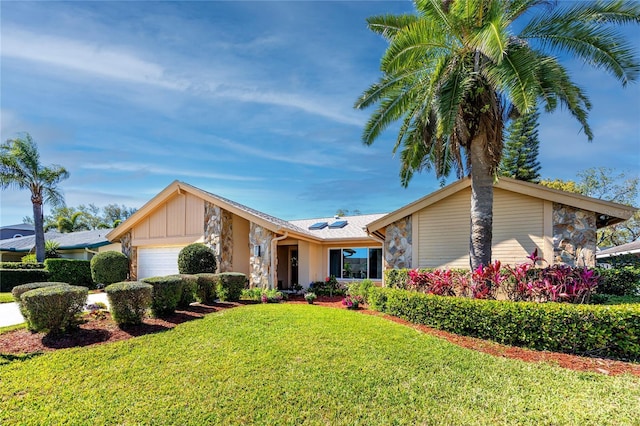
[1,304,638,425]
[0,293,14,304]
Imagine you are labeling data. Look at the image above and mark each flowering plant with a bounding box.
[304,292,317,303]
[342,295,364,309]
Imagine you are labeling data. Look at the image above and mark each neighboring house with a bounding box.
[597,239,640,262]
[106,181,385,287]
[0,223,35,240]
[107,178,636,289]
[366,177,636,271]
[0,229,120,262]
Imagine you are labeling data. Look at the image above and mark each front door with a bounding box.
[290,248,299,289]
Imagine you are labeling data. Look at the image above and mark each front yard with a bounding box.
[1,303,638,425]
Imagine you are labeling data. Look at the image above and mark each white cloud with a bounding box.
[81,162,262,182]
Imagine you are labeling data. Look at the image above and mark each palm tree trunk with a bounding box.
[469,137,493,271]
[32,201,46,263]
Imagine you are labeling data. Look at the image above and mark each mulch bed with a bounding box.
[2,296,639,377]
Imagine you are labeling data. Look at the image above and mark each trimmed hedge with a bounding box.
[142,276,183,317]
[0,269,50,292]
[105,281,153,326]
[11,281,69,319]
[178,243,217,274]
[195,273,218,304]
[216,272,247,302]
[596,267,640,296]
[90,251,129,285]
[21,285,88,333]
[45,259,93,288]
[0,262,45,269]
[165,274,198,308]
[368,287,640,361]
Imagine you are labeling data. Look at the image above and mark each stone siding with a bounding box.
[249,222,273,289]
[385,216,412,269]
[204,202,233,272]
[120,231,137,281]
[553,203,596,267]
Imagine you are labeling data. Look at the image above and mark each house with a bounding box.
[366,177,636,271]
[597,239,640,262]
[0,223,35,240]
[0,229,121,262]
[106,181,385,287]
[106,178,636,289]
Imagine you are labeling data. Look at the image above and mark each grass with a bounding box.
[1,304,639,425]
[0,323,26,335]
[0,293,15,304]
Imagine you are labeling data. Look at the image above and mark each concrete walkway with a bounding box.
[0,292,110,328]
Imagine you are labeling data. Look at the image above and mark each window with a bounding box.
[329,247,382,280]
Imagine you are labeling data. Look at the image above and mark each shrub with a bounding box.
[21,285,88,333]
[304,292,317,303]
[105,281,153,326]
[261,289,285,303]
[216,272,247,302]
[596,267,640,296]
[165,274,198,308]
[347,279,375,303]
[11,281,69,318]
[21,254,37,264]
[45,259,93,288]
[308,276,346,296]
[177,243,217,274]
[142,276,183,317]
[195,273,218,304]
[384,268,411,289]
[369,287,640,361]
[241,287,263,301]
[0,269,50,292]
[0,262,45,269]
[90,251,129,285]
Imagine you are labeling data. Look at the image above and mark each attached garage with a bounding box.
[137,246,183,279]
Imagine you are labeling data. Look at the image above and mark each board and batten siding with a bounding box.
[132,193,204,245]
[417,187,545,269]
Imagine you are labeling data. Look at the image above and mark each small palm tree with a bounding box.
[0,133,69,262]
[355,0,639,270]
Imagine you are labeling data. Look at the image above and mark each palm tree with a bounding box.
[0,133,69,262]
[355,0,639,270]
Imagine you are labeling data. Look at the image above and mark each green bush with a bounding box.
[347,279,375,302]
[216,272,247,302]
[0,269,51,292]
[142,276,183,317]
[90,251,129,285]
[195,273,218,304]
[368,287,640,361]
[11,281,69,319]
[241,287,263,301]
[165,274,198,308]
[596,267,640,296]
[21,254,38,264]
[177,243,217,274]
[384,268,411,289]
[21,285,88,333]
[45,259,93,288]
[105,281,153,326]
[0,262,45,269]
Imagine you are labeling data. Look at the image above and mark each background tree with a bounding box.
[0,133,69,262]
[38,203,138,232]
[540,167,639,247]
[355,0,639,270]
[499,109,541,182]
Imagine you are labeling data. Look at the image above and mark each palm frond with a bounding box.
[366,14,419,41]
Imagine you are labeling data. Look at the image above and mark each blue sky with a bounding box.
[1,1,639,226]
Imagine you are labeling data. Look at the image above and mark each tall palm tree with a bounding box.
[355,0,639,270]
[0,134,69,262]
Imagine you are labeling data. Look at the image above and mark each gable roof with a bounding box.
[597,239,640,258]
[367,177,637,234]
[0,229,112,253]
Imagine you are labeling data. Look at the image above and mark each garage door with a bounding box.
[137,247,183,279]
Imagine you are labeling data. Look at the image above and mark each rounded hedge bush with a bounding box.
[195,273,218,304]
[105,281,153,326]
[165,274,199,308]
[142,275,183,317]
[216,272,247,302]
[21,284,87,333]
[178,243,217,275]
[11,281,70,318]
[90,251,129,285]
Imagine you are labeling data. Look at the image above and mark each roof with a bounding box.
[597,240,640,258]
[289,214,387,242]
[0,223,35,231]
[0,229,113,252]
[367,177,637,234]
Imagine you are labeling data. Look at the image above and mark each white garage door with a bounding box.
[137,247,183,279]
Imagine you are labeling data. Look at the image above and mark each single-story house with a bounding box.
[106,178,636,288]
[0,223,35,240]
[596,239,640,261]
[0,229,121,262]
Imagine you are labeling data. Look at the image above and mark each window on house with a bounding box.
[329,247,383,280]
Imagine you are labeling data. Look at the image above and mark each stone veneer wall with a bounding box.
[553,203,596,267]
[249,223,274,289]
[120,231,137,281]
[204,202,233,272]
[385,216,412,269]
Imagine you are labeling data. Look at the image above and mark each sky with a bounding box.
[1,0,639,227]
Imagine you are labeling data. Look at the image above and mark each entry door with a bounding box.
[290,248,299,288]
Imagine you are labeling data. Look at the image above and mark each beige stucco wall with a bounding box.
[232,215,250,275]
[416,187,545,269]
